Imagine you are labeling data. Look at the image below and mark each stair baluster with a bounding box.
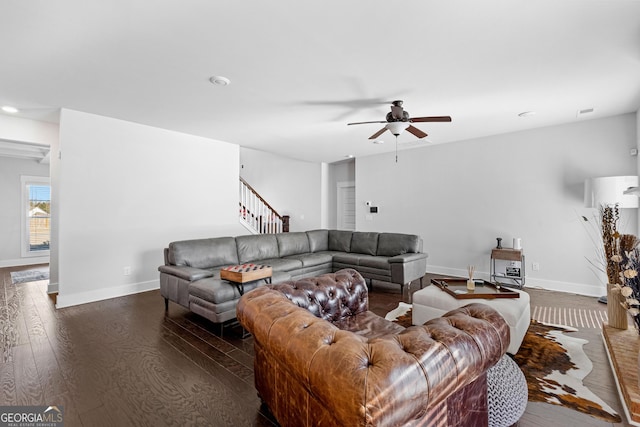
[239,177,288,234]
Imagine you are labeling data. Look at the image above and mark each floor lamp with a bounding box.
[584,176,639,303]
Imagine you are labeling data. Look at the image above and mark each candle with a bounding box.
[513,238,522,249]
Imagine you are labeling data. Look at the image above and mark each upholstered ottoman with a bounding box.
[412,284,530,354]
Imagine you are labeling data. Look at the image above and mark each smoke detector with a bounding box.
[209,76,231,86]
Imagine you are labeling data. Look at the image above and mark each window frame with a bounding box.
[21,175,51,258]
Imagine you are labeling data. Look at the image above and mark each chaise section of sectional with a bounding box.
[159,236,281,325]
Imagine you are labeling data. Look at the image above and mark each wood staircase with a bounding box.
[239,177,289,234]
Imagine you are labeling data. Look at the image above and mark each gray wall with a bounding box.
[356,113,638,296]
[53,109,245,307]
[4,110,636,302]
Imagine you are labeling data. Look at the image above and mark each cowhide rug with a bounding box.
[387,304,621,423]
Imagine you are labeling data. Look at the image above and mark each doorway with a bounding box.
[337,181,355,230]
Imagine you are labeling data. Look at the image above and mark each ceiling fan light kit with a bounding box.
[386,121,409,136]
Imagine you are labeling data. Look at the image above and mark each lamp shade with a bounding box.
[584,176,639,208]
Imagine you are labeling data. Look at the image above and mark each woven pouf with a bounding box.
[487,354,528,427]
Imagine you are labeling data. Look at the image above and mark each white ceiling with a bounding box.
[1,1,639,164]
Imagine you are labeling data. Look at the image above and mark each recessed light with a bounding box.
[345,154,355,158]
[209,76,230,86]
[518,111,536,118]
[1,105,19,113]
[373,140,384,144]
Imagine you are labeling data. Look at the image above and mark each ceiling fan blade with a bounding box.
[347,120,387,126]
[406,125,428,139]
[369,128,388,139]
[410,116,452,123]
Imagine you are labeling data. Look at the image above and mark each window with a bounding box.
[21,176,51,257]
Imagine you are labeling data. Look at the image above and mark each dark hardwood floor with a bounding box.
[0,266,632,426]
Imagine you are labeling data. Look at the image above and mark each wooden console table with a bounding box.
[490,248,525,288]
[602,324,640,425]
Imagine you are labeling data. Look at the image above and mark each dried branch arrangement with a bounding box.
[601,204,621,284]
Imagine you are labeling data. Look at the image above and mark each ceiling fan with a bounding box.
[347,100,452,139]
[347,100,452,161]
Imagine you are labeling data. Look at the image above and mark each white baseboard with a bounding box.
[426,265,603,297]
[0,257,49,268]
[55,279,160,309]
[47,282,59,294]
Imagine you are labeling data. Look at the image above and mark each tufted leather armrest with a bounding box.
[267,268,368,323]
[237,282,510,426]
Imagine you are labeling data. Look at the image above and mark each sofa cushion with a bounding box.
[307,229,329,252]
[332,253,361,265]
[328,230,352,252]
[350,232,379,256]
[258,257,303,272]
[169,237,238,268]
[377,233,421,257]
[236,234,279,263]
[284,252,333,267]
[276,232,310,257]
[334,311,404,339]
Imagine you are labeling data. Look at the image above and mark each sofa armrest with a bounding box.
[387,253,428,285]
[237,289,509,427]
[388,252,428,263]
[158,265,213,281]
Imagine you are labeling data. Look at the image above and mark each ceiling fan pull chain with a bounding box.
[395,135,398,163]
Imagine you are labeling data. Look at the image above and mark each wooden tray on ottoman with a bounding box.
[430,278,520,299]
[221,264,272,284]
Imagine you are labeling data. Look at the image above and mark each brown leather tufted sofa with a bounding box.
[236,268,510,427]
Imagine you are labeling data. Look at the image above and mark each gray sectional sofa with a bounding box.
[158,229,427,325]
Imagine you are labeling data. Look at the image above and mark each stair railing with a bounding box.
[239,177,289,234]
